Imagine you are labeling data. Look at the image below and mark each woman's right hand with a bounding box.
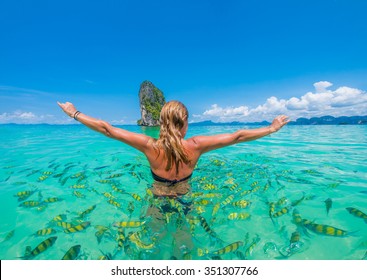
[57,102,78,118]
[270,115,290,133]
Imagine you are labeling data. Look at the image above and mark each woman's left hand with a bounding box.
[57,102,78,118]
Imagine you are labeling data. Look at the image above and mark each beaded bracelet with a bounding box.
[73,111,81,121]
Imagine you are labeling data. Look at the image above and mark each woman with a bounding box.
[57,100,289,197]
[58,100,289,259]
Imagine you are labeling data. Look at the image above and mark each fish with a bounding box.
[291,193,305,207]
[211,241,243,255]
[202,184,217,190]
[79,205,97,218]
[272,206,291,218]
[232,200,251,208]
[131,193,142,202]
[73,190,85,198]
[64,221,91,234]
[108,199,121,208]
[278,231,304,258]
[102,192,116,199]
[228,212,251,220]
[95,226,110,244]
[32,228,57,236]
[106,173,123,179]
[70,184,86,189]
[20,236,57,259]
[324,198,332,215]
[112,185,126,193]
[128,232,155,250]
[37,175,49,182]
[19,200,42,208]
[51,214,67,223]
[2,230,15,242]
[302,219,350,237]
[198,215,219,240]
[113,221,146,228]
[244,235,260,259]
[127,201,135,215]
[14,190,35,201]
[220,194,234,208]
[62,245,81,260]
[194,199,211,206]
[346,207,367,222]
[55,221,73,229]
[44,197,62,203]
[116,228,126,250]
[292,209,303,225]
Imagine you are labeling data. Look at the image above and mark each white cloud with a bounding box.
[0,110,73,124]
[194,81,367,122]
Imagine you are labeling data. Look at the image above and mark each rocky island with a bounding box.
[137,81,166,126]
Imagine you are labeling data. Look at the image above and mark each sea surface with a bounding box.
[0,124,366,260]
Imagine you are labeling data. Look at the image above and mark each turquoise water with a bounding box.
[0,124,366,260]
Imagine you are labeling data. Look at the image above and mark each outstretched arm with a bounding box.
[191,115,290,154]
[57,102,151,153]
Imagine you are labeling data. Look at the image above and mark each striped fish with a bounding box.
[64,222,91,234]
[56,221,73,229]
[228,212,250,220]
[346,207,367,223]
[220,194,234,208]
[198,215,219,239]
[292,209,303,225]
[129,232,155,250]
[272,206,291,218]
[232,200,251,208]
[211,241,243,255]
[19,200,41,208]
[62,245,81,260]
[113,221,145,228]
[112,185,126,193]
[79,205,97,218]
[14,190,35,201]
[108,199,121,208]
[244,236,260,259]
[32,228,57,236]
[21,236,57,259]
[302,219,349,237]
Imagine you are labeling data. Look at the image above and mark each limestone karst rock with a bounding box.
[137,81,166,126]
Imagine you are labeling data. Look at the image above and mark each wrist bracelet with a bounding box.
[73,111,81,120]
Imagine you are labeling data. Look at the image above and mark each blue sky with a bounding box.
[0,0,366,124]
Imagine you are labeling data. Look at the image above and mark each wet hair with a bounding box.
[154,100,190,174]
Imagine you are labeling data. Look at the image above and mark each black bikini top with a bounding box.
[151,169,192,186]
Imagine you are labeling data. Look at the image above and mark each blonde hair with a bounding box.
[154,101,190,174]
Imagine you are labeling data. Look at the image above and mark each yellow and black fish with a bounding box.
[56,221,73,229]
[64,221,90,234]
[20,236,57,259]
[128,232,155,250]
[244,235,260,259]
[62,245,81,260]
[272,206,291,218]
[113,221,145,228]
[19,200,41,208]
[32,228,57,236]
[211,241,243,255]
[14,190,35,201]
[346,207,367,223]
[302,219,350,237]
[79,205,97,218]
[292,209,303,225]
[108,199,121,208]
[198,215,219,240]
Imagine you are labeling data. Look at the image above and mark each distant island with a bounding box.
[190,115,367,126]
